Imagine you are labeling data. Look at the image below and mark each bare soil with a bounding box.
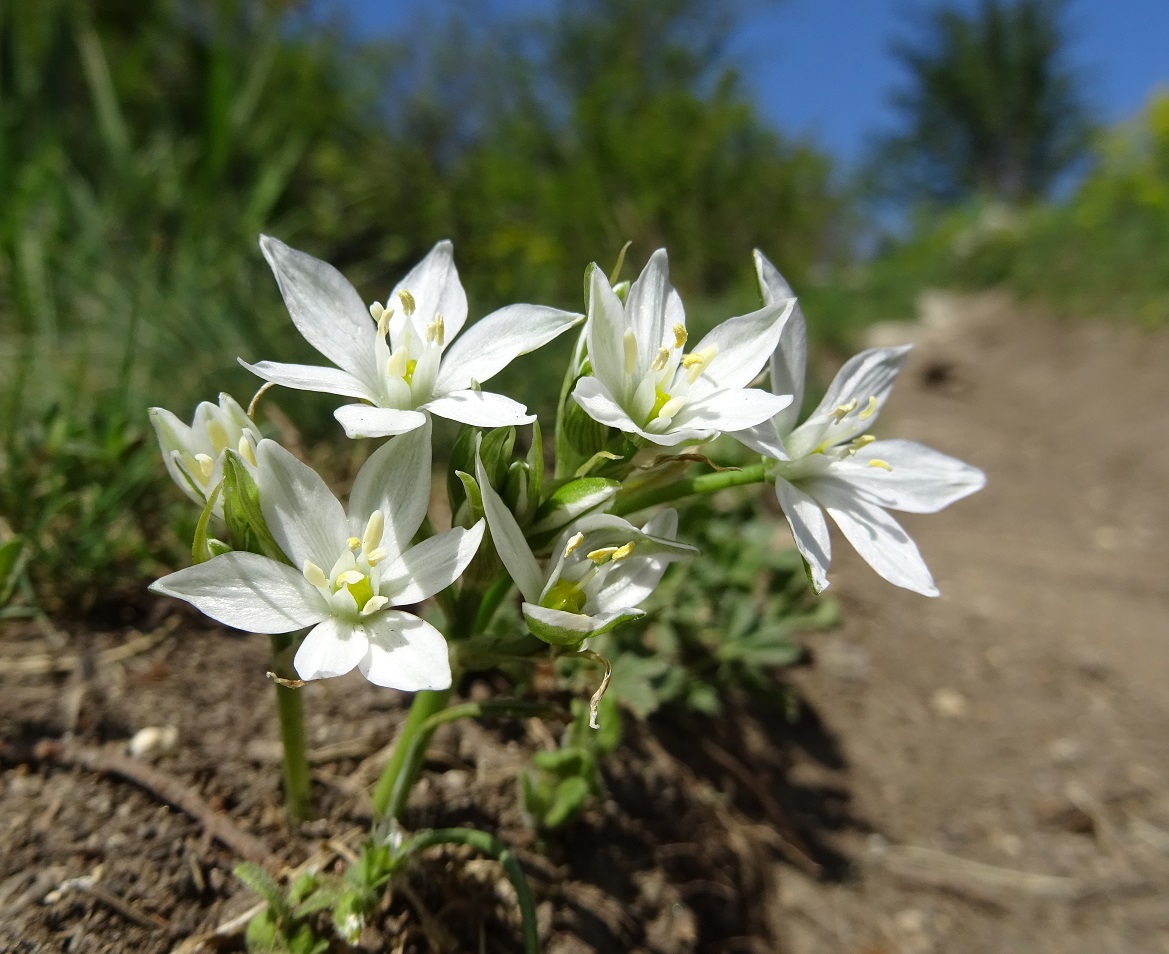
[3,293,1168,953]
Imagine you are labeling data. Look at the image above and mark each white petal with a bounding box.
[625,249,681,377]
[151,553,328,633]
[794,346,911,453]
[381,522,485,605]
[422,389,535,427]
[333,405,429,439]
[755,250,807,435]
[690,297,794,392]
[294,618,367,680]
[435,304,584,392]
[733,420,790,461]
[256,439,347,568]
[571,376,707,446]
[808,478,939,596]
[358,611,452,691]
[585,267,631,401]
[239,359,375,401]
[149,408,203,506]
[259,235,377,381]
[678,388,793,433]
[347,421,432,561]
[832,440,986,514]
[388,241,468,348]
[774,477,832,594]
[476,453,544,603]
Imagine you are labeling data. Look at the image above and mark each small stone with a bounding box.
[930,688,968,719]
[1049,737,1081,765]
[128,726,178,761]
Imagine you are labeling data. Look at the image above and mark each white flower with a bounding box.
[149,393,261,514]
[570,249,795,446]
[151,421,484,690]
[475,451,695,644]
[243,237,583,439]
[736,251,986,596]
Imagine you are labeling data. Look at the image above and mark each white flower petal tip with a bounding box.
[254,239,574,440]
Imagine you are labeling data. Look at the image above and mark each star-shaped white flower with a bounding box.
[570,249,795,446]
[149,393,261,515]
[244,237,584,439]
[476,451,695,645]
[736,251,986,596]
[151,422,484,690]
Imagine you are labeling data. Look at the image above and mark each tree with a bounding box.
[872,0,1093,205]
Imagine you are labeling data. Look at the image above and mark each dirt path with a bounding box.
[777,293,1169,953]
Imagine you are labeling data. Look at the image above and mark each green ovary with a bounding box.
[647,386,672,423]
[540,579,587,614]
[345,575,375,611]
[404,358,417,385]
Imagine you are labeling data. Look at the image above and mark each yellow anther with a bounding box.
[867,458,893,471]
[611,542,636,561]
[195,453,214,480]
[377,310,391,338]
[684,344,719,382]
[851,434,876,448]
[398,289,416,316]
[369,301,385,321]
[564,532,584,558]
[366,547,388,566]
[336,569,365,586]
[829,399,859,423]
[386,350,409,380]
[426,314,445,346]
[587,546,619,564]
[623,329,638,375]
[362,510,384,555]
[650,347,671,372]
[858,395,879,419]
[303,561,329,589]
[346,536,361,551]
[657,395,686,422]
[238,436,257,467]
[673,323,688,349]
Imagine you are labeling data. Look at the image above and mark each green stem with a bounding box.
[371,687,452,819]
[407,828,540,954]
[269,633,312,821]
[612,461,768,516]
[372,698,558,820]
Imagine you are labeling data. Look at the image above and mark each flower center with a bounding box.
[368,290,444,405]
[624,322,718,433]
[302,510,390,619]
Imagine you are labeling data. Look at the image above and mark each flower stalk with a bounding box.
[612,462,768,516]
[270,632,313,821]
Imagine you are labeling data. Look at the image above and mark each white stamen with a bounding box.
[336,569,365,587]
[369,301,385,321]
[657,396,686,422]
[398,289,416,316]
[386,350,409,380]
[366,547,388,566]
[361,595,389,616]
[346,536,361,551]
[426,314,445,346]
[564,532,584,558]
[858,395,879,420]
[673,323,688,349]
[867,459,893,471]
[830,399,859,424]
[650,347,670,372]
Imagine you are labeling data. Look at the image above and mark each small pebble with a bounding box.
[1049,737,1081,765]
[128,726,179,761]
[930,688,969,719]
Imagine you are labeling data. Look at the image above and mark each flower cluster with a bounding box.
[150,237,984,696]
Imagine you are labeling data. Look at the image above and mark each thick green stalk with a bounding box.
[269,633,312,821]
[612,461,768,516]
[374,700,560,820]
[370,687,452,818]
[407,828,539,954]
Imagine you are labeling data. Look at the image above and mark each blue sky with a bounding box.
[334,0,1168,165]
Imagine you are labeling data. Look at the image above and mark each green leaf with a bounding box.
[446,424,480,517]
[479,426,516,491]
[0,537,27,607]
[221,453,285,562]
[190,483,221,565]
[543,775,591,828]
[529,476,620,537]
